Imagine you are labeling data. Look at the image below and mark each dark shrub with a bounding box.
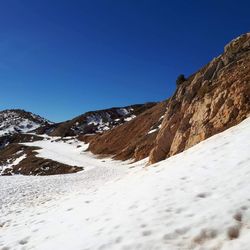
[176,74,186,86]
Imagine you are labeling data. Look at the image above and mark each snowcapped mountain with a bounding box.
[37,103,156,137]
[0,109,51,136]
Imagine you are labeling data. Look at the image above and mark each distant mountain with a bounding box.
[36,103,157,137]
[0,109,51,136]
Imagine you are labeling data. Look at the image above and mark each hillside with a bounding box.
[87,101,167,161]
[87,33,250,164]
[1,115,250,250]
[0,103,156,175]
[36,103,156,137]
[0,33,249,176]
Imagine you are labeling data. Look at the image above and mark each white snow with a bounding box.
[22,138,90,168]
[147,128,158,134]
[1,117,250,249]
[124,115,136,122]
[117,108,130,116]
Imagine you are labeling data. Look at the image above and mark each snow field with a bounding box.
[1,117,250,249]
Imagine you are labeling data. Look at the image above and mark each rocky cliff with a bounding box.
[87,33,250,164]
[149,32,250,163]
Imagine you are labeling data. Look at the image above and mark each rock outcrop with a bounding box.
[149,33,250,163]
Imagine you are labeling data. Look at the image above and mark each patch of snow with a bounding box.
[22,138,90,168]
[147,128,158,134]
[117,108,130,116]
[124,115,136,122]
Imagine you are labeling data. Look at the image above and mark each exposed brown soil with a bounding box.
[0,133,43,149]
[0,143,83,176]
[87,101,168,161]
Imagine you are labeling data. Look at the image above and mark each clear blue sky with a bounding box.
[0,0,249,122]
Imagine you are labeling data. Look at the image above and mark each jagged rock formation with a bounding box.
[149,33,250,163]
[0,109,51,136]
[37,103,156,137]
[88,101,167,161]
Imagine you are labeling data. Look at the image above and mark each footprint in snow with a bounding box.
[142,230,152,236]
[18,236,30,245]
[196,192,210,199]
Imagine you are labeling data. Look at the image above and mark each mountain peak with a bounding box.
[0,109,51,136]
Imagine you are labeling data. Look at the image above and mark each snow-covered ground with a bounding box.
[1,117,250,250]
[23,137,94,168]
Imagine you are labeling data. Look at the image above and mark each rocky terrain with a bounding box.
[149,32,250,163]
[87,32,250,164]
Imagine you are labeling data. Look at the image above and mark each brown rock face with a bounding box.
[88,101,168,161]
[149,33,250,164]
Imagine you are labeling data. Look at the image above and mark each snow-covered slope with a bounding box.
[23,136,96,168]
[1,117,250,249]
[0,109,51,136]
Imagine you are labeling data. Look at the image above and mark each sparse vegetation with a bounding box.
[176,74,186,86]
